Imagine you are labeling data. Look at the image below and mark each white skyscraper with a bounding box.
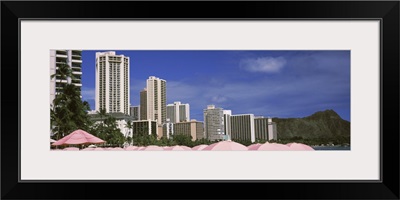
[166,101,190,123]
[50,50,83,106]
[95,51,130,115]
[146,76,166,125]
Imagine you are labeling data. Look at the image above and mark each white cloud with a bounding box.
[240,56,286,73]
[211,95,227,103]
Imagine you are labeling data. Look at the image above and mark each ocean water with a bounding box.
[312,146,351,151]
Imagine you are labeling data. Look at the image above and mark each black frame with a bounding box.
[2,1,399,199]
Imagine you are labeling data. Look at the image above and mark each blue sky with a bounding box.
[80,50,350,122]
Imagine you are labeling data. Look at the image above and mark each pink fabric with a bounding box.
[192,145,208,150]
[63,147,79,151]
[125,146,139,150]
[286,143,315,151]
[110,147,124,151]
[143,145,164,151]
[256,142,291,151]
[202,141,248,151]
[93,148,105,151]
[52,129,105,146]
[81,147,95,151]
[247,143,262,150]
[164,145,192,151]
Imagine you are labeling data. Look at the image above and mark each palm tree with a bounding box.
[50,62,75,84]
[96,108,107,123]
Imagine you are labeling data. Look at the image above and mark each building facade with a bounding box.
[146,76,166,125]
[230,114,255,143]
[130,105,140,121]
[254,117,269,141]
[223,110,232,138]
[166,101,190,123]
[268,118,278,141]
[203,105,225,141]
[95,51,130,115]
[173,120,204,141]
[140,88,147,120]
[131,119,158,136]
[50,50,83,106]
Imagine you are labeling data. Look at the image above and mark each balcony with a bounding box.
[71,59,82,63]
[72,71,82,75]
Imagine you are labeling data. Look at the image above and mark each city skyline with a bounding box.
[80,50,351,122]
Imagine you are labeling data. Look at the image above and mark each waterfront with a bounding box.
[312,146,351,151]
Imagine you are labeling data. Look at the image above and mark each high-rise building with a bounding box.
[131,119,158,136]
[267,118,278,141]
[230,114,255,143]
[95,51,130,115]
[140,88,147,120]
[146,76,166,125]
[254,117,269,141]
[203,105,225,141]
[50,50,83,106]
[173,120,204,141]
[166,101,190,123]
[223,110,232,138]
[130,105,140,121]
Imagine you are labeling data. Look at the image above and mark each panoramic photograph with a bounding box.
[49,50,350,151]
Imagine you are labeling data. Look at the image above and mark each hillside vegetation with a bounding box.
[273,109,350,145]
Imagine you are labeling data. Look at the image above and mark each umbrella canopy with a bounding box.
[52,129,105,146]
[164,145,192,151]
[81,147,95,151]
[286,143,315,151]
[143,145,164,151]
[256,142,291,151]
[192,144,208,151]
[247,143,262,150]
[202,141,248,151]
[110,147,124,151]
[124,146,139,151]
[137,146,146,151]
[93,148,105,151]
[63,147,80,151]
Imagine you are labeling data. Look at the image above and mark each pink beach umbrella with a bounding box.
[192,144,208,151]
[109,147,124,151]
[256,142,291,151]
[202,141,248,151]
[93,148,105,151]
[143,145,164,151]
[125,146,139,151]
[52,129,105,146]
[164,145,192,151]
[137,146,146,151]
[286,143,315,151]
[247,143,262,150]
[163,146,173,150]
[63,147,80,151]
[81,147,95,151]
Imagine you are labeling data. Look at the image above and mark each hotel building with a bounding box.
[50,50,83,106]
[140,88,147,120]
[95,51,130,115]
[130,105,140,121]
[173,120,204,141]
[230,114,256,143]
[131,119,158,136]
[146,76,166,125]
[166,101,190,123]
[203,105,225,141]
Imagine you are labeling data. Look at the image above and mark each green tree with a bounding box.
[50,62,75,84]
[125,120,133,145]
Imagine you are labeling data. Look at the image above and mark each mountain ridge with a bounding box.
[272,109,350,144]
